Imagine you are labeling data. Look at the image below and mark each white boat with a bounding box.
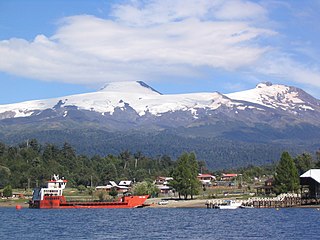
[217,200,242,209]
[240,205,254,209]
[158,200,169,205]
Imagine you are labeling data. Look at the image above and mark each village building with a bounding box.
[96,180,130,193]
[155,176,173,185]
[197,173,216,187]
[221,173,238,181]
[155,176,173,194]
[118,181,132,188]
[300,169,320,200]
[256,178,274,195]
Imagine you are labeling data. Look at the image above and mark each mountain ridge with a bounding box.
[0,81,319,169]
[1,81,319,122]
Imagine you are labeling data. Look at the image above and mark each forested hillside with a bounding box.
[1,129,315,169]
[1,139,319,190]
[0,139,177,189]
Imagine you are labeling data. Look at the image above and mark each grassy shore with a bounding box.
[0,198,29,208]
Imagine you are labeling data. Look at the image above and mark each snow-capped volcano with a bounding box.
[0,81,160,118]
[226,82,318,112]
[0,81,233,119]
[99,81,161,95]
[0,81,319,128]
[1,81,320,169]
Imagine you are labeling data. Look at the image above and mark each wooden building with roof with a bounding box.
[256,178,274,195]
[197,174,216,187]
[300,169,320,200]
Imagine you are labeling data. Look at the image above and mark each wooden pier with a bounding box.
[243,193,302,208]
[206,193,320,209]
[252,196,301,208]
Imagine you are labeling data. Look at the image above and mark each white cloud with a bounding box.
[111,0,267,25]
[111,0,219,26]
[0,0,274,86]
[54,15,272,67]
[214,0,267,20]
[0,0,318,94]
[256,53,320,88]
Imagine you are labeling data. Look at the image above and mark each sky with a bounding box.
[0,0,320,104]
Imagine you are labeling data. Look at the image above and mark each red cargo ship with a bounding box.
[29,175,148,209]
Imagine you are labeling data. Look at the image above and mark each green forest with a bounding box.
[0,139,179,189]
[2,128,314,170]
[0,139,319,192]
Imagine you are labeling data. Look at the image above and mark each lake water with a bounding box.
[0,207,319,239]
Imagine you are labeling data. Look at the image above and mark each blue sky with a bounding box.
[0,0,320,104]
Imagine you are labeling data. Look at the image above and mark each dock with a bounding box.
[250,193,301,208]
[206,193,320,208]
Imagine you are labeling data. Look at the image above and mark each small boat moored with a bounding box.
[158,200,169,205]
[217,200,242,209]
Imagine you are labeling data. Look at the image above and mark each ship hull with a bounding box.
[29,195,149,209]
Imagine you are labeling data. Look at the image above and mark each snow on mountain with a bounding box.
[99,81,161,95]
[0,81,319,122]
[226,82,315,111]
[0,81,231,119]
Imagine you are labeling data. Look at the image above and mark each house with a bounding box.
[221,173,238,181]
[197,174,216,186]
[300,169,320,199]
[256,178,274,195]
[155,177,173,194]
[96,180,130,193]
[157,185,172,194]
[155,177,173,185]
[118,181,132,187]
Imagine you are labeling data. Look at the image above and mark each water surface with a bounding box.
[0,207,319,239]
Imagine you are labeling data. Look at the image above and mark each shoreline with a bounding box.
[145,198,207,208]
[0,200,29,208]
[1,198,320,209]
[0,198,208,208]
[145,198,320,209]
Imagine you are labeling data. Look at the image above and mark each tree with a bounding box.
[109,187,118,199]
[132,181,159,196]
[274,152,299,194]
[0,142,6,157]
[29,139,41,153]
[132,182,149,195]
[3,185,13,198]
[77,184,86,193]
[0,166,11,188]
[119,150,131,170]
[315,149,320,168]
[170,152,200,200]
[294,153,314,175]
[100,163,118,183]
[98,191,107,201]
